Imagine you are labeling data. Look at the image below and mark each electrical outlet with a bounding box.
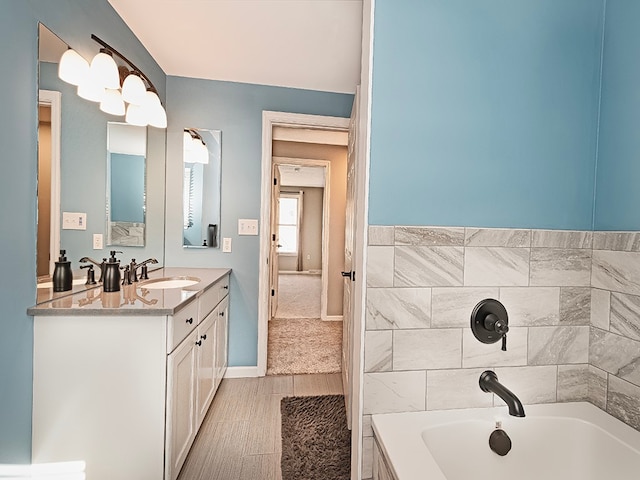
[222,237,232,253]
[93,234,103,250]
[238,219,258,235]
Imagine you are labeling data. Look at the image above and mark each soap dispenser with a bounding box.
[103,250,122,293]
[52,249,73,292]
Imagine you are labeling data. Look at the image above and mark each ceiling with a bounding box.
[107,0,363,94]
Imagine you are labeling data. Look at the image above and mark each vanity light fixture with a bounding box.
[183,129,209,164]
[57,34,167,129]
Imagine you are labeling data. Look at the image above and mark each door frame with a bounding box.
[258,111,349,377]
[273,157,332,320]
[38,89,62,277]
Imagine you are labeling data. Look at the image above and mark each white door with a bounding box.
[216,296,229,388]
[166,330,198,480]
[342,89,359,429]
[269,165,282,318]
[196,312,216,428]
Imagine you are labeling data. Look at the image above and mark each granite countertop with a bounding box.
[28,267,231,316]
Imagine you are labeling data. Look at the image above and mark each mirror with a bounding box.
[106,122,147,246]
[182,128,222,248]
[37,24,166,287]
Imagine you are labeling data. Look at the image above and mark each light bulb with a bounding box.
[100,89,125,116]
[125,103,148,127]
[121,73,147,105]
[59,49,90,86]
[89,50,120,89]
[142,90,167,128]
[184,131,194,152]
[148,103,167,129]
[194,140,209,164]
[77,76,105,103]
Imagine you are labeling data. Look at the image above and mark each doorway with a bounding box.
[267,155,344,376]
[37,90,61,279]
[258,112,351,375]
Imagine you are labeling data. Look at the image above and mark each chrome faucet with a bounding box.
[479,371,525,417]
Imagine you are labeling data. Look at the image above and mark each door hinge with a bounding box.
[271,289,275,297]
[272,234,276,241]
[273,177,278,186]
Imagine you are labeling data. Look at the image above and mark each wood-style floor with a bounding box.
[177,373,344,480]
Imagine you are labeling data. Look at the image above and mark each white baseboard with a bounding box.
[224,366,261,378]
[323,315,344,322]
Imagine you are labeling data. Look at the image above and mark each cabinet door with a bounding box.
[215,296,229,390]
[166,330,198,480]
[196,311,217,429]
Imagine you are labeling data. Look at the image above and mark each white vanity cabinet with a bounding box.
[31,269,230,480]
[165,274,230,480]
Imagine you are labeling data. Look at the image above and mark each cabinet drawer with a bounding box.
[217,275,230,301]
[167,300,199,353]
[198,285,219,323]
[199,275,230,321]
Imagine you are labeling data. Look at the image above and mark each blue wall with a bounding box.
[594,0,640,230]
[110,153,145,223]
[0,1,38,464]
[0,0,166,463]
[164,76,353,366]
[369,0,605,229]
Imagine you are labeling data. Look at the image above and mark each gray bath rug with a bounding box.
[281,395,351,480]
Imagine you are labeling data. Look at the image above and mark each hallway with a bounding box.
[267,273,342,375]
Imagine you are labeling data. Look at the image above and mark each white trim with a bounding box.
[259,112,349,377]
[324,315,343,322]
[38,90,62,277]
[223,366,260,378]
[351,2,375,479]
[272,126,348,146]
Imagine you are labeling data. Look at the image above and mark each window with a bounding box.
[278,194,300,254]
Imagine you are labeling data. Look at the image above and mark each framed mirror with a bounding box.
[106,122,147,246]
[182,128,222,248]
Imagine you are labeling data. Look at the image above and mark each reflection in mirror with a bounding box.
[37,26,66,279]
[107,122,147,246]
[183,129,222,248]
[37,23,167,291]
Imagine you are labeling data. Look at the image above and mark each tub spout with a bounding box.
[479,371,525,417]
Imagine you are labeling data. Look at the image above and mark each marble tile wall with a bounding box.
[590,231,640,431]
[362,226,640,479]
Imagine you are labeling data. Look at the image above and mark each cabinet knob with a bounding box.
[186,317,194,324]
[201,334,207,340]
[195,340,202,346]
[219,311,225,317]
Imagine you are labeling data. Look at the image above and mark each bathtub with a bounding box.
[371,402,640,480]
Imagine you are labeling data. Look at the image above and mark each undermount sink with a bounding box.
[138,276,201,290]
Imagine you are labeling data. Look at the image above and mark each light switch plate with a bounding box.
[222,237,232,253]
[238,219,258,235]
[93,234,103,250]
[62,212,87,230]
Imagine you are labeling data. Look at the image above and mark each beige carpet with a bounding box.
[275,274,321,318]
[267,319,342,375]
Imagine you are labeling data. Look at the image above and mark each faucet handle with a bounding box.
[471,299,510,350]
